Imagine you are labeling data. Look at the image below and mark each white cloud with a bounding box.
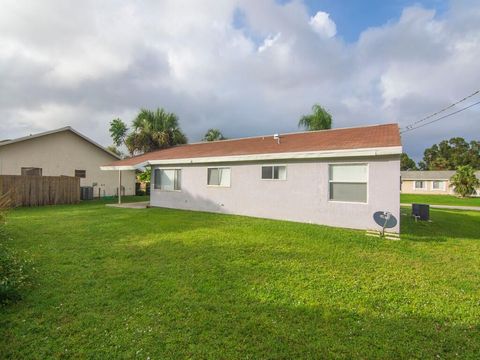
[309,11,337,38]
[0,0,479,161]
[258,33,281,52]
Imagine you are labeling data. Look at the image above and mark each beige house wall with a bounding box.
[0,130,135,197]
[401,179,454,195]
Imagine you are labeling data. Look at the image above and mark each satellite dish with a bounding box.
[373,211,397,234]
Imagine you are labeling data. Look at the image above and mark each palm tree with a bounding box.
[450,165,480,197]
[298,104,332,131]
[110,108,187,155]
[202,128,225,141]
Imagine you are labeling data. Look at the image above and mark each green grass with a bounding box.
[1,201,480,359]
[81,195,150,205]
[401,193,480,207]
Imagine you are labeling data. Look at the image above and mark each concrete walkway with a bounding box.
[401,203,480,212]
[106,201,150,209]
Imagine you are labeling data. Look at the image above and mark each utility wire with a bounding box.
[402,89,479,131]
[401,100,480,134]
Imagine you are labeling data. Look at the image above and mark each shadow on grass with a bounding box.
[401,207,480,242]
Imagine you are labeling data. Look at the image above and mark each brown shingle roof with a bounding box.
[107,123,401,167]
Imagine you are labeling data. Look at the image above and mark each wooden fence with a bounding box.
[0,175,80,207]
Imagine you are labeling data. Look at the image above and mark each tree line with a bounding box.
[401,138,480,171]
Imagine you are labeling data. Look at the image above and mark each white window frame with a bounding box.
[431,180,446,191]
[413,180,426,190]
[153,168,182,192]
[261,165,287,181]
[328,163,369,204]
[207,167,231,187]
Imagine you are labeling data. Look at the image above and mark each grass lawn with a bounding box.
[401,193,480,207]
[1,200,480,359]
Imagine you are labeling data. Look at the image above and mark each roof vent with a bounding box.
[273,133,280,144]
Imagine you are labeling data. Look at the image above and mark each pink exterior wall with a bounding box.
[150,155,401,232]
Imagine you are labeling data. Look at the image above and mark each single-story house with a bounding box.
[0,127,136,197]
[102,124,402,232]
[401,170,480,196]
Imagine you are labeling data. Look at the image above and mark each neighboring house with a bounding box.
[401,170,480,196]
[0,127,136,197]
[102,124,402,232]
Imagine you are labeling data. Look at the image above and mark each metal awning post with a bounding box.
[118,170,122,204]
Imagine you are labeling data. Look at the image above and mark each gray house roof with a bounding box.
[401,170,480,180]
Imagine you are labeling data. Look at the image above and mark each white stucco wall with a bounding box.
[0,130,135,197]
[150,155,401,232]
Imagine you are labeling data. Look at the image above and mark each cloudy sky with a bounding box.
[1,0,479,160]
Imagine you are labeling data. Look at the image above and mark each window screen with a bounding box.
[75,170,86,178]
[154,169,181,191]
[261,166,286,180]
[21,167,42,176]
[432,180,444,190]
[208,168,230,186]
[415,180,425,189]
[329,164,367,203]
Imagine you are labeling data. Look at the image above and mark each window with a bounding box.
[154,169,181,191]
[261,165,286,180]
[414,180,425,189]
[75,170,86,178]
[329,164,367,203]
[21,167,42,176]
[432,180,445,190]
[207,168,230,187]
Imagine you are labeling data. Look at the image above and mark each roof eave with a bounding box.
[101,145,402,170]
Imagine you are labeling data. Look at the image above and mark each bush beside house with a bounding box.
[0,195,33,304]
[450,165,480,197]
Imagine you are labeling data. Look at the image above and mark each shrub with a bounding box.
[0,242,33,303]
[0,194,33,304]
[450,165,480,197]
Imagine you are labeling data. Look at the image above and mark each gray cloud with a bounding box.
[0,0,479,161]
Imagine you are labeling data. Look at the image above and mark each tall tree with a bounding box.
[450,165,480,197]
[109,118,128,148]
[298,104,332,131]
[203,129,225,142]
[109,108,187,155]
[419,138,480,170]
[401,153,418,171]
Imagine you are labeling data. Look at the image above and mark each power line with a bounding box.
[402,89,479,131]
[401,100,480,134]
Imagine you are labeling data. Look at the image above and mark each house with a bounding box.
[401,170,480,196]
[102,124,402,232]
[0,127,136,197]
